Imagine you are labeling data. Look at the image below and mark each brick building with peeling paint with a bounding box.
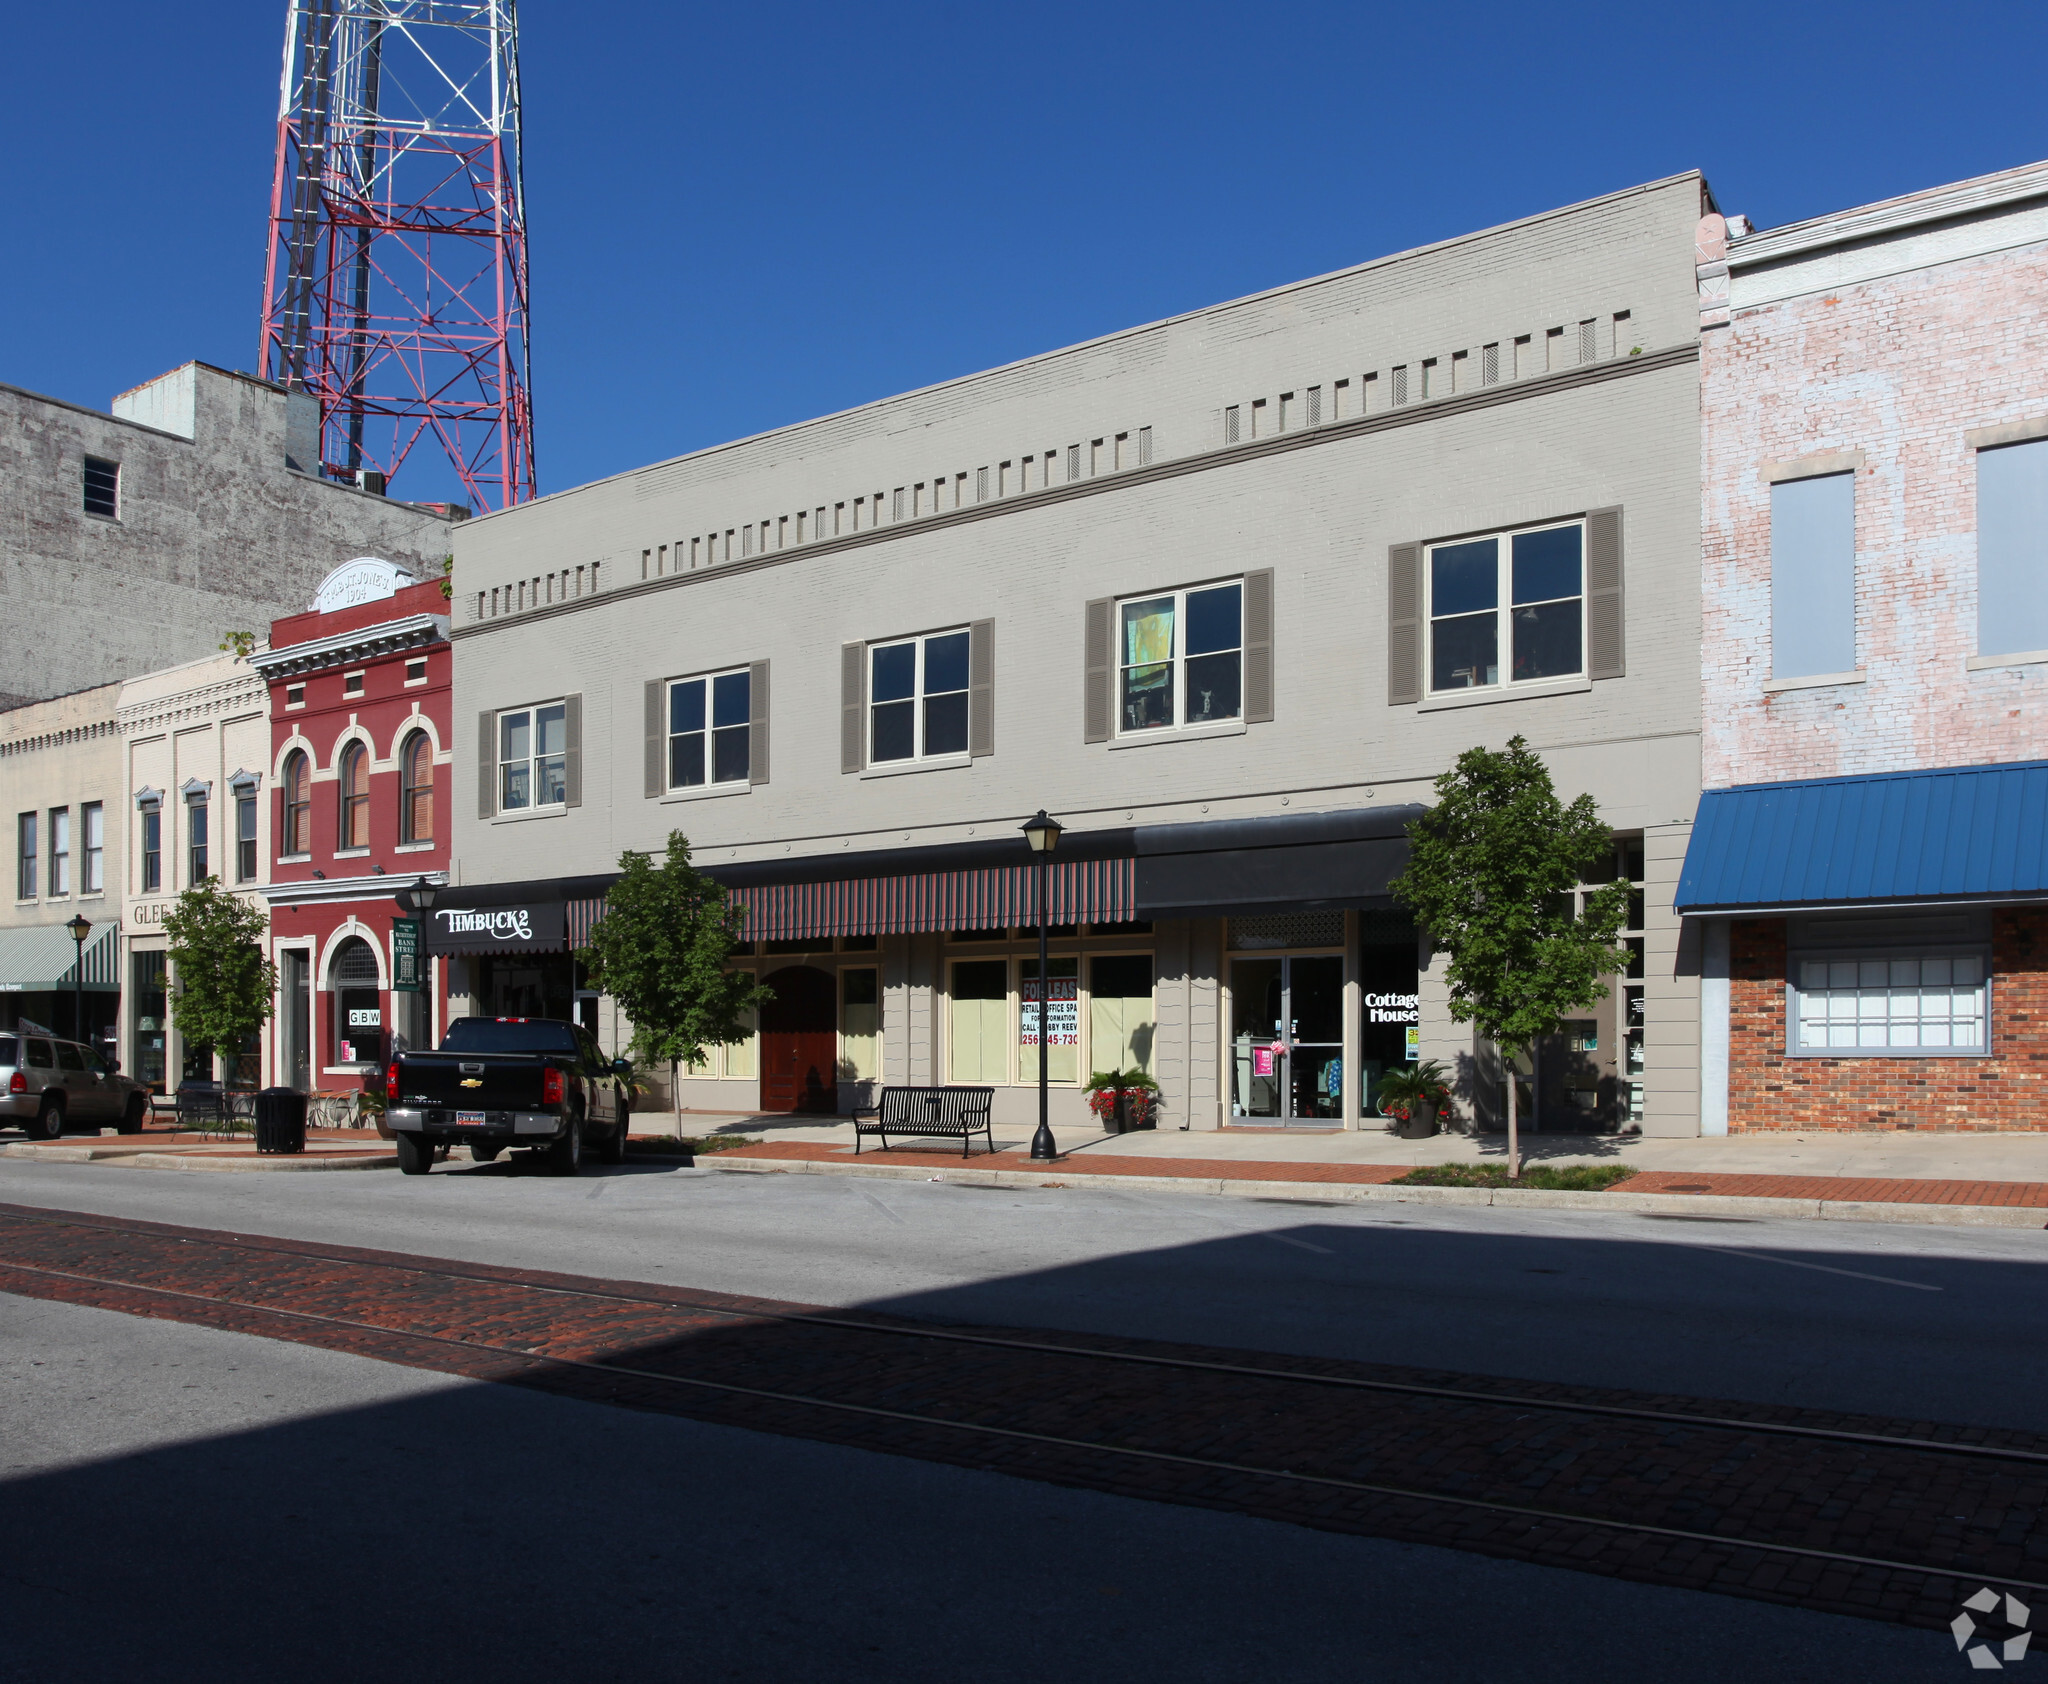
[1680,160,2048,1132]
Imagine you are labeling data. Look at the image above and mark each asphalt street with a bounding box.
[0,1157,2033,1680]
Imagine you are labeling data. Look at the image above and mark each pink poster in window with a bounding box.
[1253,1044,1279,1077]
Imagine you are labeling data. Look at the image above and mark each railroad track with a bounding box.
[0,1202,2035,1630]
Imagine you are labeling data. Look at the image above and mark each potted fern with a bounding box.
[1376,1060,1452,1139]
[1085,1069,1161,1133]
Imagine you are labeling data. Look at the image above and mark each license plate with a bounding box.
[455,1111,486,1125]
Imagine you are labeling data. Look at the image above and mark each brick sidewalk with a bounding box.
[721,1139,2048,1207]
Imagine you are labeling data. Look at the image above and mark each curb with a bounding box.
[706,1155,2048,1230]
[127,1151,400,1173]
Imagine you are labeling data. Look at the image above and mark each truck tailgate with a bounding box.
[396,1053,548,1112]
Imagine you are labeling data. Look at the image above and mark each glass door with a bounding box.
[1230,954,1343,1125]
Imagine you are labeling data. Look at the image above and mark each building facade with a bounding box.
[253,560,452,1094]
[115,650,272,1091]
[0,683,124,1045]
[1682,160,2048,1130]
[445,174,1713,1136]
[0,360,460,709]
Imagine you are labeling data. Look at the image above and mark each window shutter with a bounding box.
[1387,542,1422,705]
[1242,569,1274,723]
[562,693,583,808]
[643,679,663,798]
[749,659,770,785]
[476,710,496,819]
[840,642,865,774]
[968,620,995,757]
[1586,506,1625,679]
[1083,598,1112,743]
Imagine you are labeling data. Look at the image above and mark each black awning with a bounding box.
[1132,806,1421,919]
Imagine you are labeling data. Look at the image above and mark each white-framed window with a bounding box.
[1789,952,1988,1057]
[499,701,567,811]
[81,802,103,894]
[1116,580,1242,734]
[48,807,69,897]
[668,668,751,789]
[1428,520,1585,693]
[16,812,36,901]
[870,629,970,763]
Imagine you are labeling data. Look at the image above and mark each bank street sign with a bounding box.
[391,917,423,993]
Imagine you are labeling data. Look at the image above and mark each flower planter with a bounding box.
[1397,1094,1440,1139]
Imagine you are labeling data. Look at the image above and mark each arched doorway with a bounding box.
[759,965,837,1114]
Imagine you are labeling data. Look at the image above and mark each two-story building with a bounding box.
[253,559,452,1092]
[443,173,1715,1137]
[116,650,271,1090]
[1682,159,2048,1131]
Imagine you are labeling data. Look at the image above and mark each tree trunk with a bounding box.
[671,1059,681,1142]
[1505,1044,1520,1180]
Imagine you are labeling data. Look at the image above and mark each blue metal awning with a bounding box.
[1677,761,2048,913]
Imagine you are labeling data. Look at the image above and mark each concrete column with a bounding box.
[1341,910,1362,1128]
[1699,918,1729,1135]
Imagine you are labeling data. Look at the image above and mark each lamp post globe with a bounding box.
[1020,812,1063,1162]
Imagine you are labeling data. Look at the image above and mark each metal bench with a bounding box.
[851,1086,996,1157]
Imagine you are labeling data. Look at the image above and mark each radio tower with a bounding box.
[258,0,535,509]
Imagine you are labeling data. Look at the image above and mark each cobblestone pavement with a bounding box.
[0,1198,2038,1636]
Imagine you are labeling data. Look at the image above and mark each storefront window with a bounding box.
[330,935,382,1067]
[1019,955,1079,1085]
[839,968,879,1080]
[723,972,758,1078]
[132,951,166,1092]
[948,960,1008,1083]
[1087,954,1155,1075]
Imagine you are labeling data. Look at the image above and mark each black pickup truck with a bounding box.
[384,1017,634,1176]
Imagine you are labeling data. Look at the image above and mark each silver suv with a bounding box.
[0,1034,150,1139]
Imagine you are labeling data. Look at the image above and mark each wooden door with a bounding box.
[759,965,839,1114]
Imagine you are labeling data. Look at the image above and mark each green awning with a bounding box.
[0,922,120,993]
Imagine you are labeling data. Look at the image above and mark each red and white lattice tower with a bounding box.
[259,0,535,509]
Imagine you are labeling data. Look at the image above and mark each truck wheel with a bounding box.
[598,1115,627,1165]
[546,1115,584,1177]
[469,1142,503,1163]
[119,1095,146,1134]
[395,1132,434,1176]
[30,1096,65,1141]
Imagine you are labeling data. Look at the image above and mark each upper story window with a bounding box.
[1769,475,1856,680]
[1975,438,2048,658]
[343,671,365,698]
[285,684,305,709]
[500,702,567,810]
[1118,581,1242,732]
[81,802,103,894]
[234,787,258,882]
[1428,522,1583,692]
[399,731,434,843]
[82,456,119,518]
[871,629,969,762]
[338,742,370,849]
[16,813,35,900]
[668,669,750,789]
[186,793,209,883]
[281,751,310,857]
[139,802,161,892]
[48,807,69,897]
[404,658,429,685]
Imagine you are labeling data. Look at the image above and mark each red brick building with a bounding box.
[1683,162,2048,1132]
[254,558,451,1090]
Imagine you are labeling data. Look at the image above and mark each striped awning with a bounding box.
[732,857,1135,943]
[0,921,120,993]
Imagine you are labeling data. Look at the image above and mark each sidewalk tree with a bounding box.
[1389,735,1632,1178]
[576,829,772,1136]
[162,877,277,1088]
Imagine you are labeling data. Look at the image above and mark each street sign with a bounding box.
[391,917,423,992]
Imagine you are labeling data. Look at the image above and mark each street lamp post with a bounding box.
[1021,810,1064,1162]
[64,914,92,1047]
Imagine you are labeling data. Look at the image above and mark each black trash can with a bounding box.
[255,1087,308,1155]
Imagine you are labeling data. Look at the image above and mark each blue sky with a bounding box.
[4,1,2045,506]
